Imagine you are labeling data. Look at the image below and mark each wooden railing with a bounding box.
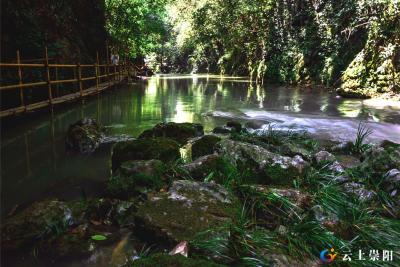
[0,48,129,118]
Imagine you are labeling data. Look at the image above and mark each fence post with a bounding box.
[96,52,99,92]
[55,61,59,97]
[16,50,25,109]
[45,47,53,105]
[106,43,110,87]
[77,63,83,97]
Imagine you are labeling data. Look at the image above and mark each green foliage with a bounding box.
[105,0,168,58]
[352,122,373,154]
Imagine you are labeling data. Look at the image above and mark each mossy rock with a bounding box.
[130,253,227,267]
[84,198,137,226]
[360,145,400,174]
[1,200,73,251]
[111,138,180,172]
[134,180,238,244]
[139,122,204,144]
[191,135,221,160]
[108,160,166,198]
[183,154,235,183]
[217,139,309,185]
[65,118,105,154]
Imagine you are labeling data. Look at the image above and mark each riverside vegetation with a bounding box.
[2,119,400,266]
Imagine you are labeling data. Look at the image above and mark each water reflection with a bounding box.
[1,75,400,218]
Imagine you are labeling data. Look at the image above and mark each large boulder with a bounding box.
[139,122,204,144]
[134,180,238,244]
[111,138,180,172]
[216,139,309,185]
[1,200,74,251]
[191,135,221,160]
[108,160,166,198]
[65,118,105,154]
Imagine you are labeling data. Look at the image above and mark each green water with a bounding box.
[2,75,400,217]
[1,75,400,266]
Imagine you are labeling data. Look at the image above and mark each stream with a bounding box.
[1,74,400,266]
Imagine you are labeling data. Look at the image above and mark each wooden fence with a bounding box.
[0,47,129,118]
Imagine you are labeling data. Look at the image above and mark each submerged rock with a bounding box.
[1,200,73,251]
[217,139,309,184]
[66,118,105,154]
[139,122,204,144]
[111,138,180,172]
[108,160,166,198]
[134,180,237,243]
[191,135,221,160]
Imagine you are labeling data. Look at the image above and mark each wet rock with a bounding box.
[111,138,180,172]
[1,200,73,251]
[108,160,166,198]
[183,154,227,182]
[217,139,309,184]
[191,135,221,160]
[226,121,242,132]
[313,151,335,163]
[134,180,237,243]
[343,182,376,201]
[139,122,204,144]
[213,126,232,134]
[66,118,105,154]
[130,253,226,266]
[244,120,265,130]
[383,169,400,197]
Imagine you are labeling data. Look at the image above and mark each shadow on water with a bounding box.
[1,74,399,266]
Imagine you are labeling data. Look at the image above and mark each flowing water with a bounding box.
[1,74,400,266]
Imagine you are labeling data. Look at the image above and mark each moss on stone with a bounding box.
[111,138,180,172]
[139,122,204,144]
[191,135,221,160]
